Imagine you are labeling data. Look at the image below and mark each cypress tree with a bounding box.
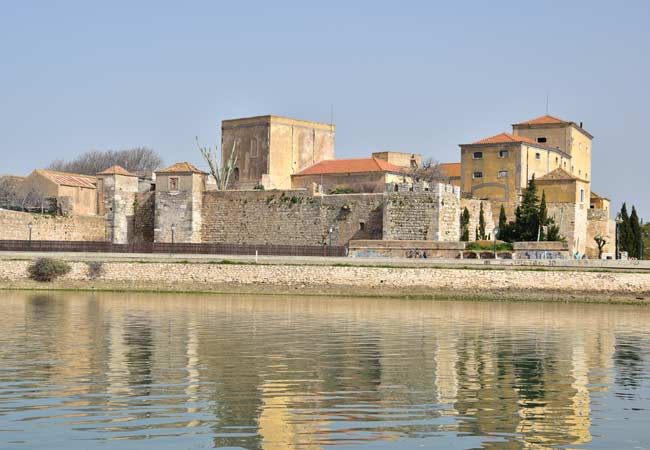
[619,203,633,255]
[539,191,548,241]
[498,204,508,241]
[516,175,540,241]
[478,202,486,240]
[628,206,642,258]
[460,207,470,241]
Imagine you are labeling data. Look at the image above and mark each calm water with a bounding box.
[0,293,649,449]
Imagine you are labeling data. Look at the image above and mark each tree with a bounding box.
[618,203,633,255]
[197,138,238,190]
[460,207,470,241]
[409,158,443,183]
[497,204,512,241]
[47,147,163,175]
[594,234,608,259]
[513,175,540,242]
[477,202,487,240]
[630,206,642,258]
[0,176,20,209]
[538,191,548,240]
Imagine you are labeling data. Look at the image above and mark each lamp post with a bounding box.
[493,227,499,259]
[615,213,621,260]
[28,222,33,247]
[328,226,334,255]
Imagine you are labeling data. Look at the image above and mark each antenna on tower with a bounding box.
[330,104,334,126]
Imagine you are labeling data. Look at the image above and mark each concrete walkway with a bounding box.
[1,251,649,272]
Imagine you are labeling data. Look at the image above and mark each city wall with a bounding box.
[0,209,105,241]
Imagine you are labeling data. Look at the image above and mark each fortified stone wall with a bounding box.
[383,183,460,241]
[547,202,588,255]
[586,208,615,258]
[201,190,383,246]
[155,190,203,243]
[0,209,105,241]
[460,199,495,240]
[98,174,138,244]
[133,192,155,243]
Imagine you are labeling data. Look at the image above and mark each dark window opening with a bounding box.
[473,151,483,159]
[537,137,547,143]
[359,222,365,231]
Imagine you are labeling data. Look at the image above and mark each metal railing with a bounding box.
[0,240,347,257]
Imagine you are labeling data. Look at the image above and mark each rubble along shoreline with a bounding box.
[0,259,649,304]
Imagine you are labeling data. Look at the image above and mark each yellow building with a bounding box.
[221,115,335,190]
[19,169,98,216]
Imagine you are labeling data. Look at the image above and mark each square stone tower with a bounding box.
[96,165,139,243]
[221,115,335,190]
[154,162,207,243]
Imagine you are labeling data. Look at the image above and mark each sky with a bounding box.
[1,1,649,217]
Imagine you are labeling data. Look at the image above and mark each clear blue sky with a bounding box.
[1,1,648,217]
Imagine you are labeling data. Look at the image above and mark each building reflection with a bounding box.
[0,293,647,450]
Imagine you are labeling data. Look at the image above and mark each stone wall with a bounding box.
[349,240,465,259]
[98,174,138,244]
[586,208,615,259]
[383,183,460,241]
[460,199,495,240]
[201,190,383,246]
[0,209,105,241]
[133,192,155,243]
[547,202,588,255]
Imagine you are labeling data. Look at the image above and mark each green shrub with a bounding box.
[466,241,513,252]
[330,185,356,194]
[28,258,71,282]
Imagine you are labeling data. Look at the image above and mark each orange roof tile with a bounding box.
[471,132,539,145]
[514,115,567,126]
[295,158,404,176]
[157,162,206,174]
[34,170,97,189]
[97,165,137,177]
[438,162,461,178]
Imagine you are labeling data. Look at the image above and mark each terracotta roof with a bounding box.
[470,132,539,145]
[97,165,137,177]
[157,162,206,174]
[34,170,97,189]
[438,162,461,178]
[537,168,579,181]
[513,115,567,126]
[295,158,404,176]
[590,191,610,201]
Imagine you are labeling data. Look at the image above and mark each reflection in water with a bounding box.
[0,292,649,449]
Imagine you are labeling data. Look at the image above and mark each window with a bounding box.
[473,151,483,159]
[359,222,366,231]
[555,157,559,164]
[580,189,585,203]
[473,171,483,179]
[168,177,179,191]
[563,161,567,169]
[250,138,258,158]
[571,165,574,173]
[498,150,509,158]
[537,137,547,143]
[498,170,508,178]
[535,152,541,160]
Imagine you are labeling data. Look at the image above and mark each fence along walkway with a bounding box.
[0,240,347,257]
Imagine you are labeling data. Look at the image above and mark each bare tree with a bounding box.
[0,176,23,210]
[594,234,607,259]
[197,138,238,190]
[409,157,444,183]
[47,147,163,175]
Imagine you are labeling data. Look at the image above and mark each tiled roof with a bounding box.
[470,132,539,145]
[34,170,97,189]
[590,191,610,201]
[97,165,137,177]
[438,162,461,178]
[295,158,404,176]
[157,162,206,174]
[537,168,579,181]
[513,115,567,126]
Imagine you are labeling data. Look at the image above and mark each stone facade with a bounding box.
[133,191,155,243]
[586,208,616,259]
[0,209,105,241]
[201,190,383,246]
[383,183,461,241]
[154,169,205,243]
[221,115,335,190]
[460,199,495,241]
[97,172,139,244]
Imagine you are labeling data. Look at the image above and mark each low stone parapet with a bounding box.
[349,240,465,259]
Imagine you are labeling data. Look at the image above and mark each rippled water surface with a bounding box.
[1,292,649,449]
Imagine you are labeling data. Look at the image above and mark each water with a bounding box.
[0,292,649,449]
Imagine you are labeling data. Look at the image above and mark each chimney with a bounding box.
[580,121,583,128]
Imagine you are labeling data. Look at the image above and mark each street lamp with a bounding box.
[328,226,334,255]
[27,222,33,246]
[170,224,176,256]
[493,227,499,259]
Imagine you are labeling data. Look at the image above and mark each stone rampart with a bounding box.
[201,190,383,246]
[0,209,105,241]
[460,199,495,240]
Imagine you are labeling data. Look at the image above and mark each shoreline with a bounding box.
[1,256,649,305]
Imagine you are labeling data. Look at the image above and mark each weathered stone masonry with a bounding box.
[0,209,105,241]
